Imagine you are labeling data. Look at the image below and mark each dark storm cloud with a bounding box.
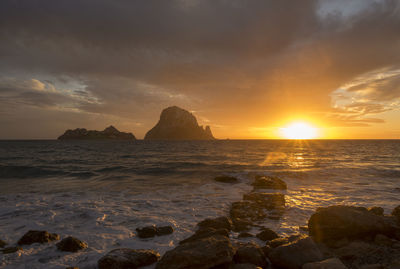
[0,0,399,138]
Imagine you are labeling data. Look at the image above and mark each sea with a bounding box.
[0,140,400,268]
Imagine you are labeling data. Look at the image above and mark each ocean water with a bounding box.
[0,140,400,268]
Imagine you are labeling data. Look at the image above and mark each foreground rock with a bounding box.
[308,205,400,242]
[230,264,262,269]
[268,236,323,269]
[0,239,6,248]
[136,225,174,238]
[197,216,233,231]
[17,230,60,245]
[58,125,136,140]
[180,227,229,245]
[144,106,215,140]
[233,242,268,268]
[256,228,279,241]
[56,236,88,252]
[215,175,239,184]
[252,175,287,190]
[156,235,235,269]
[98,248,160,269]
[303,258,347,269]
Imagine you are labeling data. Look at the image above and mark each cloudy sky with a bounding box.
[0,0,399,139]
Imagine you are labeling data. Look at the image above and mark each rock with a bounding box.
[268,234,305,249]
[156,226,174,236]
[368,207,384,216]
[136,225,158,238]
[233,242,268,268]
[256,228,279,241]
[303,258,347,269]
[232,218,252,232]
[215,176,239,184]
[17,230,60,245]
[243,193,285,210]
[392,206,400,221]
[56,236,88,252]
[0,239,6,248]
[268,236,323,269]
[332,241,375,261]
[238,232,253,238]
[359,265,384,269]
[2,246,22,254]
[58,125,136,140]
[230,202,267,222]
[252,175,287,190]
[98,248,160,269]
[374,234,392,246]
[66,267,79,269]
[308,205,400,242]
[197,216,233,231]
[144,106,215,140]
[180,227,229,245]
[230,264,262,269]
[156,235,235,269]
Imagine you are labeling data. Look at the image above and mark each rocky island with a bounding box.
[58,126,136,140]
[144,106,215,140]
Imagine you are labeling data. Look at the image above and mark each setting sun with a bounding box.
[280,122,318,139]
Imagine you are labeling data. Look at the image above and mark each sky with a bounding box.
[0,0,399,139]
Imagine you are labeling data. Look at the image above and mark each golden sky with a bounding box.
[0,0,399,139]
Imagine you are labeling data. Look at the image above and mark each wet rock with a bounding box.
[156,235,235,269]
[374,234,393,246]
[238,232,253,238]
[242,193,285,210]
[256,228,278,241]
[303,258,347,269]
[66,267,79,269]
[230,201,267,222]
[17,230,60,245]
[392,206,400,221]
[368,207,384,216]
[230,264,262,269]
[232,218,252,232]
[215,176,239,183]
[0,239,6,248]
[332,241,375,261]
[136,225,158,238]
[2,246,22,254]
[359,265,384,269]
[98,248,160,269]
[179,227,229,245]
[197,216,233,231]
[252,175,287,190]
[56,236,88,252]
[233,242,268,268]
[308,205,399,242]
[268,236,323,269]
[267,234,306,249]
[156,226,174,236]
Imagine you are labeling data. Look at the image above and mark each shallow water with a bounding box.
[0,140,400,268]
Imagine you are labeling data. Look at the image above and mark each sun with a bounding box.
[280,122,318,139]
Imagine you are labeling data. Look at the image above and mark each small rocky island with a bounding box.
[58,126,136,140]
[144,106,215,140]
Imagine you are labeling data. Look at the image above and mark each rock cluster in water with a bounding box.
[58,125,136,140]
[144,106,215,140]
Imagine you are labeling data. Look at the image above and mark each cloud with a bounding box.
[0,0,399,138]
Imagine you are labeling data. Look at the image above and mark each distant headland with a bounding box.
[58,126,136,140]
[57,106,215,140]
[144,106,215,140]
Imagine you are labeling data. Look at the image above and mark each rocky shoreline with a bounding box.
[1,175,400,269]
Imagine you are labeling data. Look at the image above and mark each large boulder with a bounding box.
[156,235,235,269]
[268,237,323,269]
[179,227,229,245]
[308,205,400,242]
[197,216,233,231]
[303,258,347,269]
[251,175,287,190]
[17,230,60,245]
[144,106,215,140]
[98,248,160,269]
[56,236,88,252]
[233,242,268,268]
[58,126,136,140]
